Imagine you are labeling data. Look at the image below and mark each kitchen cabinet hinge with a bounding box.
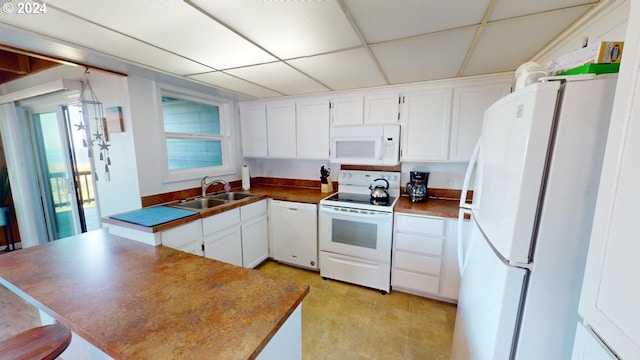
[201,244,205,252]
[329,102,332,109]
[397,112,400,120]
[398,96,401,104]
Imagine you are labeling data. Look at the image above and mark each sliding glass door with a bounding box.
[28,104,100,241]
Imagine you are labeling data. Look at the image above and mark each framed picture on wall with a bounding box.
[104,106,124,141]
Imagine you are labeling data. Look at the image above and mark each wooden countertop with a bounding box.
[394,196,461,219]
[248,185,331,204]
[0,230,309,360]
[104,185,463,236]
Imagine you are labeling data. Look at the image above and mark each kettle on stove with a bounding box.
[406,171,429,203]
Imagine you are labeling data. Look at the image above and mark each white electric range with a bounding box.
[318,170,400,294]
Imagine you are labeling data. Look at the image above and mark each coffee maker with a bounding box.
[406,171,429,202]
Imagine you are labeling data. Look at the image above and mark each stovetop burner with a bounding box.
[323,192,396,207]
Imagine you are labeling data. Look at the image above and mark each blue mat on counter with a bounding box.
[109,206,197,227]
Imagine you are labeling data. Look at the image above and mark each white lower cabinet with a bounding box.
[161,220,204,256]
[159,199,268,269]
[239,199,269,268]
[241,215,269,269]
[204,225,243,267]
[392,213,461,302]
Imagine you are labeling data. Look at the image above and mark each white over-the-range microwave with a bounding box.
[329,125,400,166]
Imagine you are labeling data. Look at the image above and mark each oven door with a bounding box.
[319,205,393,262]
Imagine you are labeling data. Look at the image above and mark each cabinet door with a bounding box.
[266,101,297,158]
[240,102,268,157]
[181,241,204,257]
[296,98,330,159]
[571,323,617,360]
[241,215,269,268]
[440,219,464,300]
[204,226,242,267]
[450,83,511,161]
[161,220,201,251]
[578,27,640,359]
[330,95,363,126]
[400,88,453,161]
[364,93,400,124]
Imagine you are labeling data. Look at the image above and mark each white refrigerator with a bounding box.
[451,74,617,360]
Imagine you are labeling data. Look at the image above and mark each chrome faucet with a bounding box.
[201,176,227,197]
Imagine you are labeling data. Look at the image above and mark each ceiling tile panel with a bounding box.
[287,48,387,91]
[464,7,591,75]
[188,72,282,98]
[191,0,361,59]
[45,0,276,69]
[0,5,214,75]
[371,27,477,84]
[225,62,330,96]
[490,0,598,20]
[344,0,491,43]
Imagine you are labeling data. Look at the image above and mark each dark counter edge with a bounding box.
[103,186,465,234]
[0,233,310,360]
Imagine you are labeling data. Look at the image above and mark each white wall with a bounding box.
[0,65,143,221]
[535,0,629,70]
[249,158,469,191]
[87,71,142,217]
[128,76,245,197]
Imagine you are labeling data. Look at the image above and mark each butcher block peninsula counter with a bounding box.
[0,230,309,360]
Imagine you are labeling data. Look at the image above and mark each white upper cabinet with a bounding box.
[331,92,400,126]
[266,101,297,158]
[296,98,330,159]
[400,88,453,161]
[449,82,512,162]
[240,102,268,157]
[330,95,363,126]
[364,92,401,125]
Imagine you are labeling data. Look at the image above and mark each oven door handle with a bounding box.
[320,206,392,220]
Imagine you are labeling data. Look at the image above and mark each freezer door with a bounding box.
[474,81,560,265]
[451,217,528,360]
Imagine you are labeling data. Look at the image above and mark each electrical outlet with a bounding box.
[446,177,454,188]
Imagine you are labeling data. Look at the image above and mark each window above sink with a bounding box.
[158,85,236,183]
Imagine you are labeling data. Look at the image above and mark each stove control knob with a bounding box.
[341,172,351,179]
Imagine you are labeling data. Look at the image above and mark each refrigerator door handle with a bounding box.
[460,139,481,210]
[457,207,471,276]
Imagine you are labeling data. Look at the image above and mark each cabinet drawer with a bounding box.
[396,215,444,236]
[395,251,441,276]
[241,199,267,221]
[393,269,440,294]
[395,232,443,256]
[203,208,240,236]
[161,220,201,249]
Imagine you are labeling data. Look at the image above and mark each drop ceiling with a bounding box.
[0,0,602,98]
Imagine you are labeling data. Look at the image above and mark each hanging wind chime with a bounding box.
[78,69,112,181]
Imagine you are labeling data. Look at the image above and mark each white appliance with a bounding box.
[319,170,400,293]
[451,74,617,359]
[271,200,318,270]
[329,125,400,166]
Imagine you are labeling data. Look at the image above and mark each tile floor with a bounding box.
[256,260,457,360]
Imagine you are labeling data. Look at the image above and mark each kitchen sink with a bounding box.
[173,197,228,211]
[209,192,256,202]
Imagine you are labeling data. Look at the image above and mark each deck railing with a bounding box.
[49,171,95,209]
